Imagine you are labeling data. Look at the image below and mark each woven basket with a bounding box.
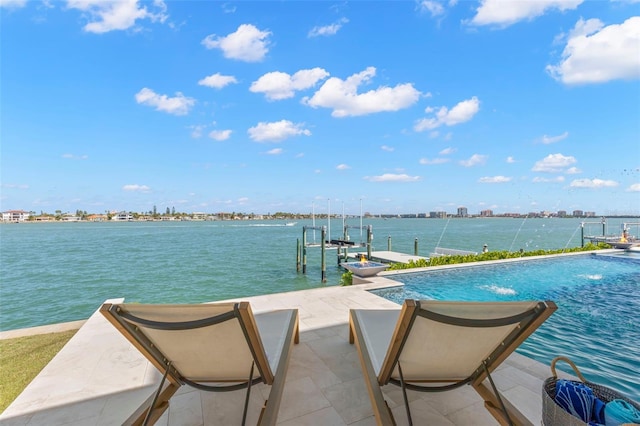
[542,356,640,426]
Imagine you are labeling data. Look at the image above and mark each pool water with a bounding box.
[371,253,640,400]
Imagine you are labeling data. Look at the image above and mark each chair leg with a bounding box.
[397,363,413,426]
[482,363,513,426]
[473,381,533,426]
[131,382,180,426]
[142,363,172,426]
[242,362,256,426]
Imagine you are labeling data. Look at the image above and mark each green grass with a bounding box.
[0,330,77,413]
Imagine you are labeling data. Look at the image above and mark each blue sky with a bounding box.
[1,0,639,216]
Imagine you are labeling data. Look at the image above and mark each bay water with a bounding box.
[0,217,635,331]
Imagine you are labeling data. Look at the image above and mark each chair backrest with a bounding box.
[379,300,556,385]
[101,302,273,385]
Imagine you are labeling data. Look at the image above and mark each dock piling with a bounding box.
[321,226,326,283]
[302,227,307,274]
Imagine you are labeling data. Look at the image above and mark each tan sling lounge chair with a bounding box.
[349,299,557,426]
[101,301,299,426]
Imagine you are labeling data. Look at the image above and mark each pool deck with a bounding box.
[0,270,575,426]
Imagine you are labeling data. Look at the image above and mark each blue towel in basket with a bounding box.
[604,399,640,426]
[555,379,595,423]
[593,397,606,425]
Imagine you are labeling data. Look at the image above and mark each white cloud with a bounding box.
[67,0,168,34]
[531,153,577,173]
[381,145,394,152]
[266,148,282,155]
[547,17,640,84]
[506,156,516,163]
[336,164,350,170]
[627,183,640,192]
[2,183,29,189]
[418,0,445,17]
[0,0,26,8]
[308,18,348,37]
[479,176,511,183]
[62,153,88,160]
[439,147,456,155]
[414,96,480,131]
[248,120,311,142]
[250,68,329,100]
[532,176,565,183]
[459,154,488,167]
[201,24,271,62]
[419,157,449,165]
[135,88,195,115]
[302,67,421,117]
[364,173,421,182]
[122,184,151,192]
[570,178,619,188]
[565,167,581,174]
[190,124,205,138]
[198,73,238,89]
[221,3,236,13]
[541,131,569,144]
[469,0,582,27]
[208,129,232,141]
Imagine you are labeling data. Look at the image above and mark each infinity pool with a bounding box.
[371,252,640,400]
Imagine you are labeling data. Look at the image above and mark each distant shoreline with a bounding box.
[3,215,640,225]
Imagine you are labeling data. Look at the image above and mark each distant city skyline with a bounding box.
[2,1,639,216]
[1,205,619,219]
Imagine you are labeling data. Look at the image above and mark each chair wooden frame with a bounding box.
[349,299,557,426]
[101,301,299,426]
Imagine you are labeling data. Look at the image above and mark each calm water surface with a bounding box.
[1,217,635,332]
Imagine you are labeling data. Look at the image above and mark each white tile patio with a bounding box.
[0,277,566,425]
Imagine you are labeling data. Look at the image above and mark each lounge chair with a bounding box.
[101,301,299,426]
[349,299,557,426]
